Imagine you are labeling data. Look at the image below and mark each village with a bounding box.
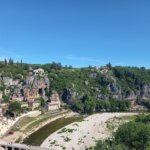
[0,68,61,129]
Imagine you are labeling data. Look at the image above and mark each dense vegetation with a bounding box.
[1,60,150,113]
[8,101,22,117]
[94,114,150,150]
[112,66,150,95]
[72,95,131,113]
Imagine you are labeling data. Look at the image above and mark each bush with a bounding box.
[114,121,150,150]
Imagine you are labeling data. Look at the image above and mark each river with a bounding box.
[22,116,82,146]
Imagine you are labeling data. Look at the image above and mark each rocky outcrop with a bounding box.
[61,82,150,103]
[97,94,109,100]
[0,77,12,86]
[61,89,75,104]
[2,66,150,107]
[139,84,150,100]
[107,82,121,94]
[125,90,137,100]
[107,82,122,100]
[23,76,49,101]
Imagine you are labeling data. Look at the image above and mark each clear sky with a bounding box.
[0,0,150,68]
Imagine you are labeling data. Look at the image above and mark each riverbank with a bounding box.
[23,116,82,146]
[2,110,79,143]
[41,113,137,150]
[0,111,41,137]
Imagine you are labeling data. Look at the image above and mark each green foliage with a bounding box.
[135,114,150,124]
[8,101,22,117]
[39,97,45,108]
[1,61,150,114]
[95,99,131,112]
[113,66,150,94]
[71,94,96,113]
[145,101,150,110]
[0,61,28,79]
[0,86,5,91]
[114,121,150,150]
[82,94,96,113]
[72,100,84,113]
[2,93,10,103]
[106,62,112,70]
[94,140,126,150]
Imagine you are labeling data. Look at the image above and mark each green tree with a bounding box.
[114,121,150,150]
[8,101,22,118]
[82,94,96,113]
[2,93,10,103]
[72,100,84,113]
[135,114,150,124]
[106,62,112,70]
[4,59,7,65]
[145,100,150,110]
[39,97,45,113]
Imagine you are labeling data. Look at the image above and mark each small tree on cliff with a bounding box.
[39,97,46,113]
[8,101,22,118]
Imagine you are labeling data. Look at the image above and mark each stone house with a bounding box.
[24,88,39,101]
[3,77,12,86]
[12,80,19,86]
[33,68,45,76]
[28,100,40,110]
[4,89,10,95]
[11,95,24,101]
[0,103,8,115]
[47,91,61,111]
[99,67,109,74]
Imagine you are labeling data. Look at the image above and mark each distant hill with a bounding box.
[0,60,150,113]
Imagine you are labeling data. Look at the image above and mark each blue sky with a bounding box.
[0,0,150,68]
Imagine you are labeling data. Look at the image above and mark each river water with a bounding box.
[23,116,82,146]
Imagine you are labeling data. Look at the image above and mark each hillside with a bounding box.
[0,60,150,113]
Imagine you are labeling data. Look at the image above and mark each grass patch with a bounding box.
[73,123,79,126]
[12,116,34,131]
[57,128,76,134]
[106,115,136,131]
[15,136,22,143]
[24,111,69,132]
[50,140,57,145]
[119,115,136,121]
[64,137,71,142]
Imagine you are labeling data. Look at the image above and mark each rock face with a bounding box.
[107,82,122,100]
[61,89,74,104]
[61,81,150,104]
[0,77,12,86]
[123,84,150,100]
[140,84,150,99]
[107,82,121,95]
[97,94,109,100]
[125,91,137,100]
[2,67,150,109]
[0,68,50,106]
[98,80,150,101]
[23,76,49,101]
[2,76,50,102]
